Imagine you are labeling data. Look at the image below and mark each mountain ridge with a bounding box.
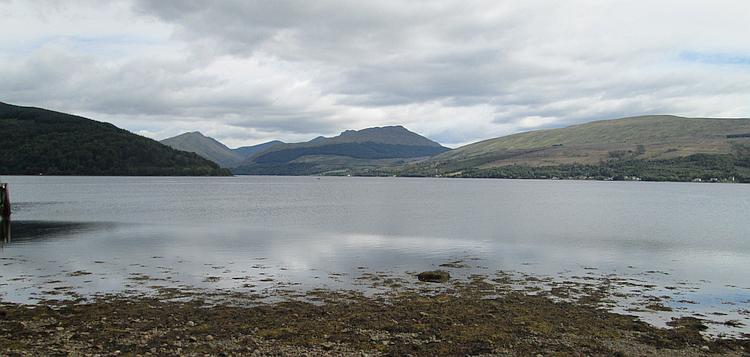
[161,132,285,168]
[233,140,284,158]
[234,125,449,175]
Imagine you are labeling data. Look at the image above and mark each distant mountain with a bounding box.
[161,132,283,168]
[401,115,750,182]
[234,126,449,175]
[161,132,244,168]
[232,140,284,158]
[0,102,229,176]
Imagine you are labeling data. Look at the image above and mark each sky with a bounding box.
[1,1,750,148]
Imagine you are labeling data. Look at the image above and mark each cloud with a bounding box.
[1,0,750,147]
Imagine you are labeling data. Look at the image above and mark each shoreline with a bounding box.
[1,273,747,356]
[1,174,746,185]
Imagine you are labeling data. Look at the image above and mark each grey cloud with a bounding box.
[134,1,533,104]
[2,1,750,147]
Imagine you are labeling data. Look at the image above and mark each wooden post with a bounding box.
[0,183,10,219]
[1,216,9,244]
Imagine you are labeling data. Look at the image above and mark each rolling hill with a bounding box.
[0,102,229,176]
[234,126,449,175]
[401,115,750,182]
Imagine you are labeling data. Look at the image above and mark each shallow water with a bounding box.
[0,176,748,336]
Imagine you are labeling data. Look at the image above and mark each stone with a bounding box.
[417,270,450,283]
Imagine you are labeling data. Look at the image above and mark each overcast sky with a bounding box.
[2,1,749,147]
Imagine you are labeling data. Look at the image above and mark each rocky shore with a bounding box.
[1,273,748,356]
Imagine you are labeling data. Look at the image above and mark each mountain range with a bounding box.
[233,126,449,175]
[160,132,282,168]
[3,100,749,182]
[161,125,447,175]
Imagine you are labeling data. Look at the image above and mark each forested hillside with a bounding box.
[0,102,229,176]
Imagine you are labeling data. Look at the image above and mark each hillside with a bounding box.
[0,102,229,176]
[401,115,750,182]
[234,126,449,175]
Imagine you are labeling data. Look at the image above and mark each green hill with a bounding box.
[401,115,750,182]
[234,126,448,175]
[0,102,230,176]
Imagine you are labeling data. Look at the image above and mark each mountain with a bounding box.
[161,131,244,168]
[401,115,750,182]
[161,133,283,167]
[232,140,284,158]
[0,102,229,176]
[234,125,449,175]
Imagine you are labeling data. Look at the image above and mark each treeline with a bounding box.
[391,151,750,183]
[0,103,230,176]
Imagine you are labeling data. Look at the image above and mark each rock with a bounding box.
[701,345,710,351]
[666,317,708,331]
[417,270,450,283]
[439,261,468,268]
[321,342,335,350]
[206,334,214,341]
[724,319,743,327]
[187,321,196,327]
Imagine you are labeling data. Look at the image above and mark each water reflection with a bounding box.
[0,220,748,336]
[1,220,113,245]
[0,176,748,336]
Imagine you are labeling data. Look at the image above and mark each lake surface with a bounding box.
[1,176,748,336]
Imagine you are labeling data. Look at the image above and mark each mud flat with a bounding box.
[0,272,748,356]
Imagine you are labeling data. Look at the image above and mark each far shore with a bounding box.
[2,173,746,184]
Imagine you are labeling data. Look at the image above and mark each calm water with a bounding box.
[1,176,748,335]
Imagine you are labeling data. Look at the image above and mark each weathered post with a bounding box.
[1,215,9,244]
[0,183,9,245]
[0,183,10,219]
